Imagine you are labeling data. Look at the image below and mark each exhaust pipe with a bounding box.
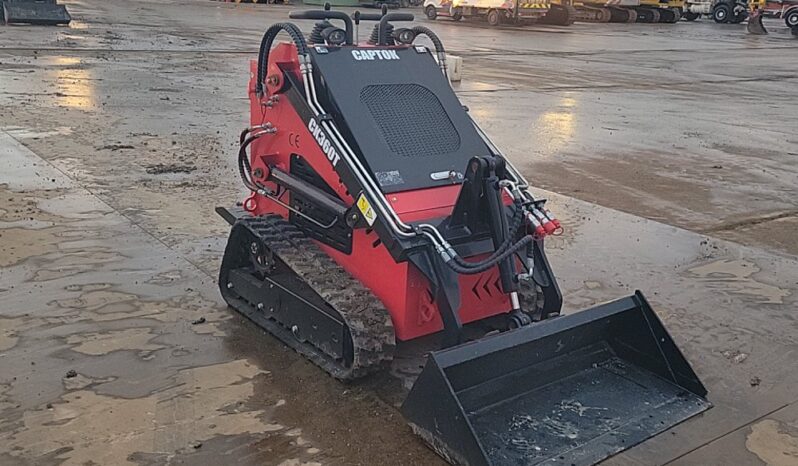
[402,291,710,466]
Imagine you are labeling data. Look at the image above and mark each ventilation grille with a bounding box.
[360,84,461,158]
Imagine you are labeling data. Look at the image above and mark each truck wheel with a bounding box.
[425,5,437,19]
[486,8,501,26]
[785,9,798,27]
[452,7,463,20]
[730,10,747,23]
[683,11,700,20]
[713,2,731,22]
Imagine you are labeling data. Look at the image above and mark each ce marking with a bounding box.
[288,132,300,148]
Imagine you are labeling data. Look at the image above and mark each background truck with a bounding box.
[683,0,749,22]
[424,0,576,25]
[553,0,684,23]
[684,0,796,23]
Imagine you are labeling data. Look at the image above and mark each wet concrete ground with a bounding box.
[1,0,798,464]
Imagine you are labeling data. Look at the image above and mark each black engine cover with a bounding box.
[309,45,491,194]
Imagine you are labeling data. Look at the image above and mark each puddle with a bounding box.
[0,226,62,267]
[2,360,299,466]
[49,287,229,334]
[66,327,165,356]
[31,249,127,282]
[1,126,74,139]
[687,259,790,304]
[63,373,117,391]
[746,419,798,466]
[53,289,141,313]
[0,318,20,351]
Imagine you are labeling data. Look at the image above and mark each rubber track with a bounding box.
[241,215,395,380]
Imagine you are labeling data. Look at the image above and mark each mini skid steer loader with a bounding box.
[217,8,710,465]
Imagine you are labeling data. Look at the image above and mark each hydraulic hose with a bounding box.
[291,21,534,274]
[246,20,534,277]
[238,134,259,192]
[257,23,308,96]
[411,26,447,78]
[446,235,535,275]
[451,203,525,269]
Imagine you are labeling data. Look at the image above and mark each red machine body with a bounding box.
[244,45,511,341]
[219,15,711,465]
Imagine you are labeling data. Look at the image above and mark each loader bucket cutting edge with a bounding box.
[747,10,768,34]
[401,291,710,466]
[2,0,71,25]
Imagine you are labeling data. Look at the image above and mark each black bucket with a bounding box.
[402,291,710,466]
[2,0,71,25]
[746,10,768,35]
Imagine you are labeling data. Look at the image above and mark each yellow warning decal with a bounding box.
[356,193,377,226]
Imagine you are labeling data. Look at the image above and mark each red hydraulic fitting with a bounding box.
[526,212,547,237]
[532,208,557,235]
[542,208,561,229]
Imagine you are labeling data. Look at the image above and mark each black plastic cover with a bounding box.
[309,45,491,193]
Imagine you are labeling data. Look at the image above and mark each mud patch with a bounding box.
[49,287,230,334]
[0,316,47,351]
[0,227,62,267]
[145,163,196,174]
[31,249,127,282]
[63,373,117,391]
[0,383,13,411]
[0,320,20,351]
[99,144,135,151]
[53,289,141,314]
[529,154,713,229]
[66,327,165,356]
[687,259,790,304]
[1,360,298,466]
[746,419,798,466]
[711,215,798,258]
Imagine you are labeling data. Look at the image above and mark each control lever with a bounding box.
[288,9,354,45]
[378,12,415,45]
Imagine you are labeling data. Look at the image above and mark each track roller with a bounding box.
[659,7,680,22]
[609,7,635,22]
[635,7,659,22]
[541,4,576,25]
